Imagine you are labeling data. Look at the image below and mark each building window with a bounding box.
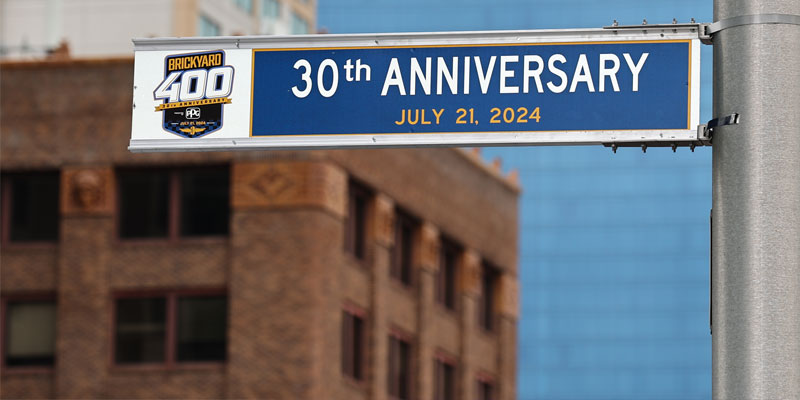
[1,296,56,367]
[391,210,416,287]
[118,169,169,239]
[117,167,229,240]
[115,297,166,363]
[114,291,227,365]
[261,0,281,18]
[434,357,456,400]
[436,238,459,310]
[1,171,59,243]
[176,296,227,362]
[290,12,309,34]
[341,309,364,381]
[198,15,221,37]
[388,334,412,399]
[179,168,230,237]
[477,377,495,400]
[344,181,369,260]
[234,0,253,14]
[479,263,499,332]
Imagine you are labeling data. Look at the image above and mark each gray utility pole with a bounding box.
[712,0,800,398]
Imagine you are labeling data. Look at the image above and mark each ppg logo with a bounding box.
[186,107,201,119]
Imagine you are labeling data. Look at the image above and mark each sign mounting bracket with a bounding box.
[603,20,712,44]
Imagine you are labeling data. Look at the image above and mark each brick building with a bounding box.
[0,58,519,399]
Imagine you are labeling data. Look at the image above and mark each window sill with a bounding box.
[434,304,459,326]
[110,361,225,373]
[388,277,414,295]
[114,236,228,247]
[0,241,58,250]
[434,302,458,317]
[477,325,497,340]
[1,366,54,375]
[343,251,370,269]
[342,374,368,391]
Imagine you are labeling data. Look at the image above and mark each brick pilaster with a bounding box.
[368,193,394,400]
[498,273,519,400]
[227,160,346,399]
[458,249,482,400]
[415,222,440,400]
[56,167,115,399]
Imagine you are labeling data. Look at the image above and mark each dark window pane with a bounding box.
[353,315,363,379]
[398,339,410,399]
[435,360,455,400]
[7,172,59,242]
[180,168,229,237]
[177,296,227,362]
[341,312,352,376]
[438,240,459,310]
[115,297,166,363]
[118,170,169,238]
[392,212,415,286]
[478,381,494,400]
[444,363,455,400]
[4,301,56,366]
[388,336,411,399]
[342,311,364,380]
[353,193,367,258]
[345,182,369,260]
[481,264,498,332]
[435,361,442,400]
[400,222,413,285]
[444,250,456,308]
[388,337,397,397]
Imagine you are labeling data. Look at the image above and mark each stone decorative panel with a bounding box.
[499,273,520,319]
[232,161,346,217]
[460,249,482,297]
[416,221,440,272]
[372,193,395,247]
[60,167,114,216]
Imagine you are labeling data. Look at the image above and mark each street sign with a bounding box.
[130,27,701,152]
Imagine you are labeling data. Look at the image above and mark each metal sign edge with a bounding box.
[129,129,700,152]
[132,27,704,51]
[131,28,703,152]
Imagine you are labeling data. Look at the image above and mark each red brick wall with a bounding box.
[0,59,518,399]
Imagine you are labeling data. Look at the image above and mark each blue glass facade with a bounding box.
[318,1,713,399]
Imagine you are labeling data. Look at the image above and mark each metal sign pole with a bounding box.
[711,0,800,398]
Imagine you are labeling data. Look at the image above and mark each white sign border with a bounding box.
[130,27,702,152]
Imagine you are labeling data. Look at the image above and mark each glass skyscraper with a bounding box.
[319,1,713,398]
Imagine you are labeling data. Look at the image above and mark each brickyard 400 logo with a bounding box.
[154,50,234,138]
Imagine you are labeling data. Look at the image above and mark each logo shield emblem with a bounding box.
[154,50,234,138]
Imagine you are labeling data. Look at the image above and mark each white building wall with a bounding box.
[197,0,255,36]
[0,0,314,59]
[1,0,173,58]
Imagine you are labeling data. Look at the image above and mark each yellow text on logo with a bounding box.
[167,52,223,72]
[154,97,231,111]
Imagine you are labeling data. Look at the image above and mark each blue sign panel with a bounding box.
[250,40,692,136]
